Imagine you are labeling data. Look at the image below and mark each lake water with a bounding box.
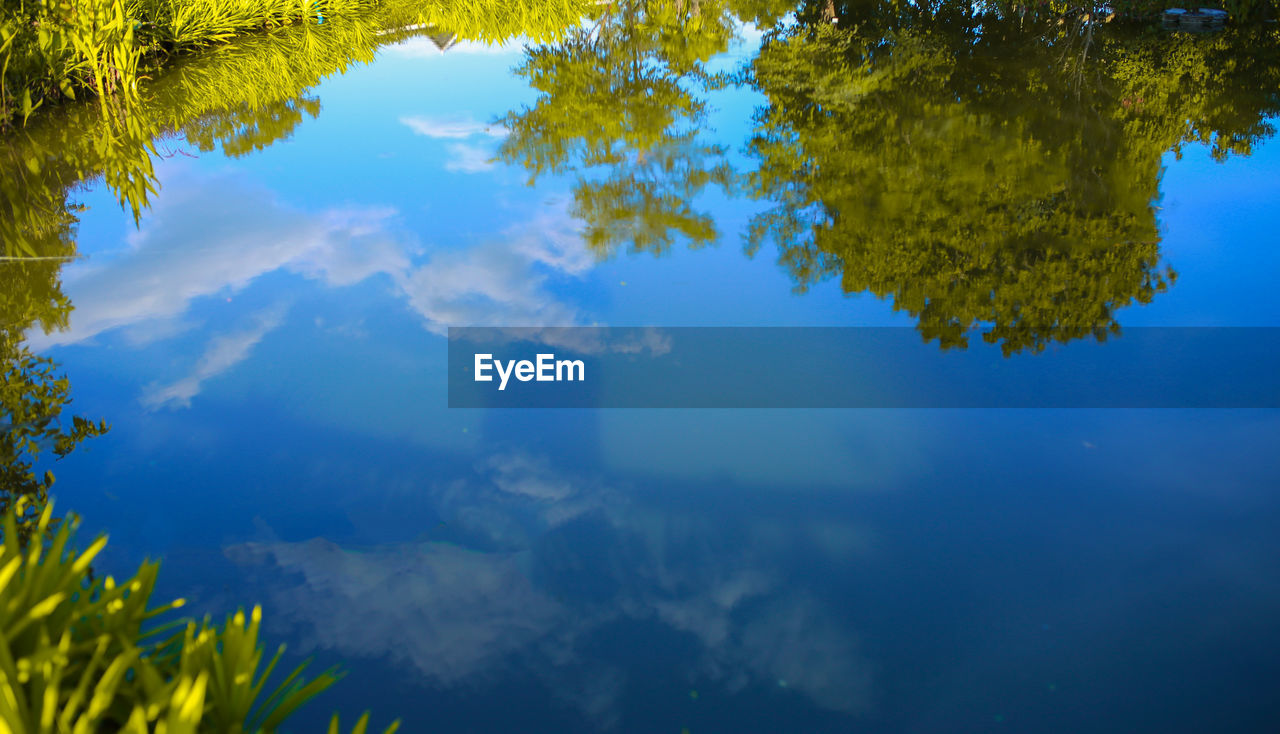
[4,5,1280,732]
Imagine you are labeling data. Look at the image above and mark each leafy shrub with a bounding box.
[0,500,396,732]
[0,0,378,129]
[0,0,143,125]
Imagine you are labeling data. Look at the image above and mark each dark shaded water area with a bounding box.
[3,2,1280,731]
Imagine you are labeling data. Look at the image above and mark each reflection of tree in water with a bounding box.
[0,0,593,261]
[0,351,109,544]
[498,0,793,258]
[498,1,1280,352]
[0,251,107,543]
[746,9,1280,352]
[0,18,407,262]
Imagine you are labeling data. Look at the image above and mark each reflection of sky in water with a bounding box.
[35,30,1280,734]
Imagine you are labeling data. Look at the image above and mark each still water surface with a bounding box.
[4,5,1280,732]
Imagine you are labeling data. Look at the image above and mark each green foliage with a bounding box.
[409,0,595,44]
[1,100,156,260]
[133,0,379,49]
[2,0,591,261]
[498,0,743,258]
[1218,0,1278,20]
[0,12,379,261]
[1106,29,1280,161]
[0,352,109,545]
[0,0,387,129]
[0,0,143,126]
[0,179,75,340]
[0,0,595,129]
[745,18,1280,352]
[0,500,398,732]
[796,0,1269,22]
[496,3,1280,351]
[0,205,108,543]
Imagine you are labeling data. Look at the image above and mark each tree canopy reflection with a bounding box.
[499,2,1280,351]
[0,239,107,542]
[497,0,794,258]
[0,0,591,261]
[745,15,1280,351]
[3,1,1280,360]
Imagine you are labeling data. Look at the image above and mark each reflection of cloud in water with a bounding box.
[32,168,595,353]
[444,142,497,172]
[736,598,872,713]
[400,115,507,139]
[226,452,874,724]
[400,208,590,334]
[31,170,406,349]
[226,539,563,684]
[399,115,506,173]
[141,305,287,409]
[487,452,574,500]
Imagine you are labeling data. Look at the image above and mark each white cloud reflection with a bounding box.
[30,171,409,350]
[226,539,564,684]
[141,305,287,409]
[226,452,875,725]
[400,115,506,139]
[30,168,600,406]
[443,142,497,172]
[400,208,592,334]
[399,115,506,173]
